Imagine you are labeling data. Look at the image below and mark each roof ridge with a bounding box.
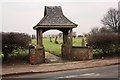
[33,6,78,29]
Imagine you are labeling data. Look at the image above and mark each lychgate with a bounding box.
[29,6,93,64]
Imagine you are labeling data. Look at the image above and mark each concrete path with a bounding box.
[45,52,62,63]
[2,57,119,76]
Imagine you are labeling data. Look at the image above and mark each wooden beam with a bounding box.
[37,29,43,46]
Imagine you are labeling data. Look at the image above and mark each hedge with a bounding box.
[1,32,31,61]
[86,32,119,54]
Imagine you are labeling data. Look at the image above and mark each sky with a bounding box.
[1,0,119,36]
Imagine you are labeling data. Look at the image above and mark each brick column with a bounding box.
[29,29,45,64]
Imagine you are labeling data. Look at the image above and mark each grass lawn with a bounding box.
[0,52,3,58]
[32,37,87,56]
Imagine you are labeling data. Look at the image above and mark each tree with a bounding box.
[90,27,99,34]
[101,8,120,32]
[99,27,111,33]
[87,7,120,55]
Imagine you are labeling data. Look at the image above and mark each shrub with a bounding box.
[2,32,31,61]
[86,32,119,54]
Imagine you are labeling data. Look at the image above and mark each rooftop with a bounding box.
[33,6,78,29]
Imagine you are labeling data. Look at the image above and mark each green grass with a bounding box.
[73,38,82,46]
[32,37,86,56]
[0,52,3,58]
[43,38,62,56]
[10,49,29,57]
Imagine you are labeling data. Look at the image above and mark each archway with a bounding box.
[43,30,63,62]
[35,28,73,60]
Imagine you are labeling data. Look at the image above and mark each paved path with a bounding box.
[45,52,62,63]
[2,57,119,76]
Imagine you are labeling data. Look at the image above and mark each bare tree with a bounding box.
[101,8,119,32]
[90,27,99,34]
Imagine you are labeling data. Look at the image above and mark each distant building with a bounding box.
[77,35,83,38]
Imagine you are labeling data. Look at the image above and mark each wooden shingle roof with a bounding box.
[33,6,78,29]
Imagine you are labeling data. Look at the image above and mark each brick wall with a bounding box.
[71,46,93,60]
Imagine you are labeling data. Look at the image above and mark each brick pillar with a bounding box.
[29,29,45,65]
[37,29,45,62]
[29,45,45,65]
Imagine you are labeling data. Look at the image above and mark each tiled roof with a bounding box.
[33,6,77,29]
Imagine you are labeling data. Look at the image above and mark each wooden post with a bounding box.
[62,30,72,60]
[37,29,43,47]
[63,30,68,44]
[62,31,68,58]
[69,29,73,46]
[63,29,72,46]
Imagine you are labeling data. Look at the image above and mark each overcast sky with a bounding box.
[1,0,119,36]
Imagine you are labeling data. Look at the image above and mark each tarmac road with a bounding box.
[3,64,119,80]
